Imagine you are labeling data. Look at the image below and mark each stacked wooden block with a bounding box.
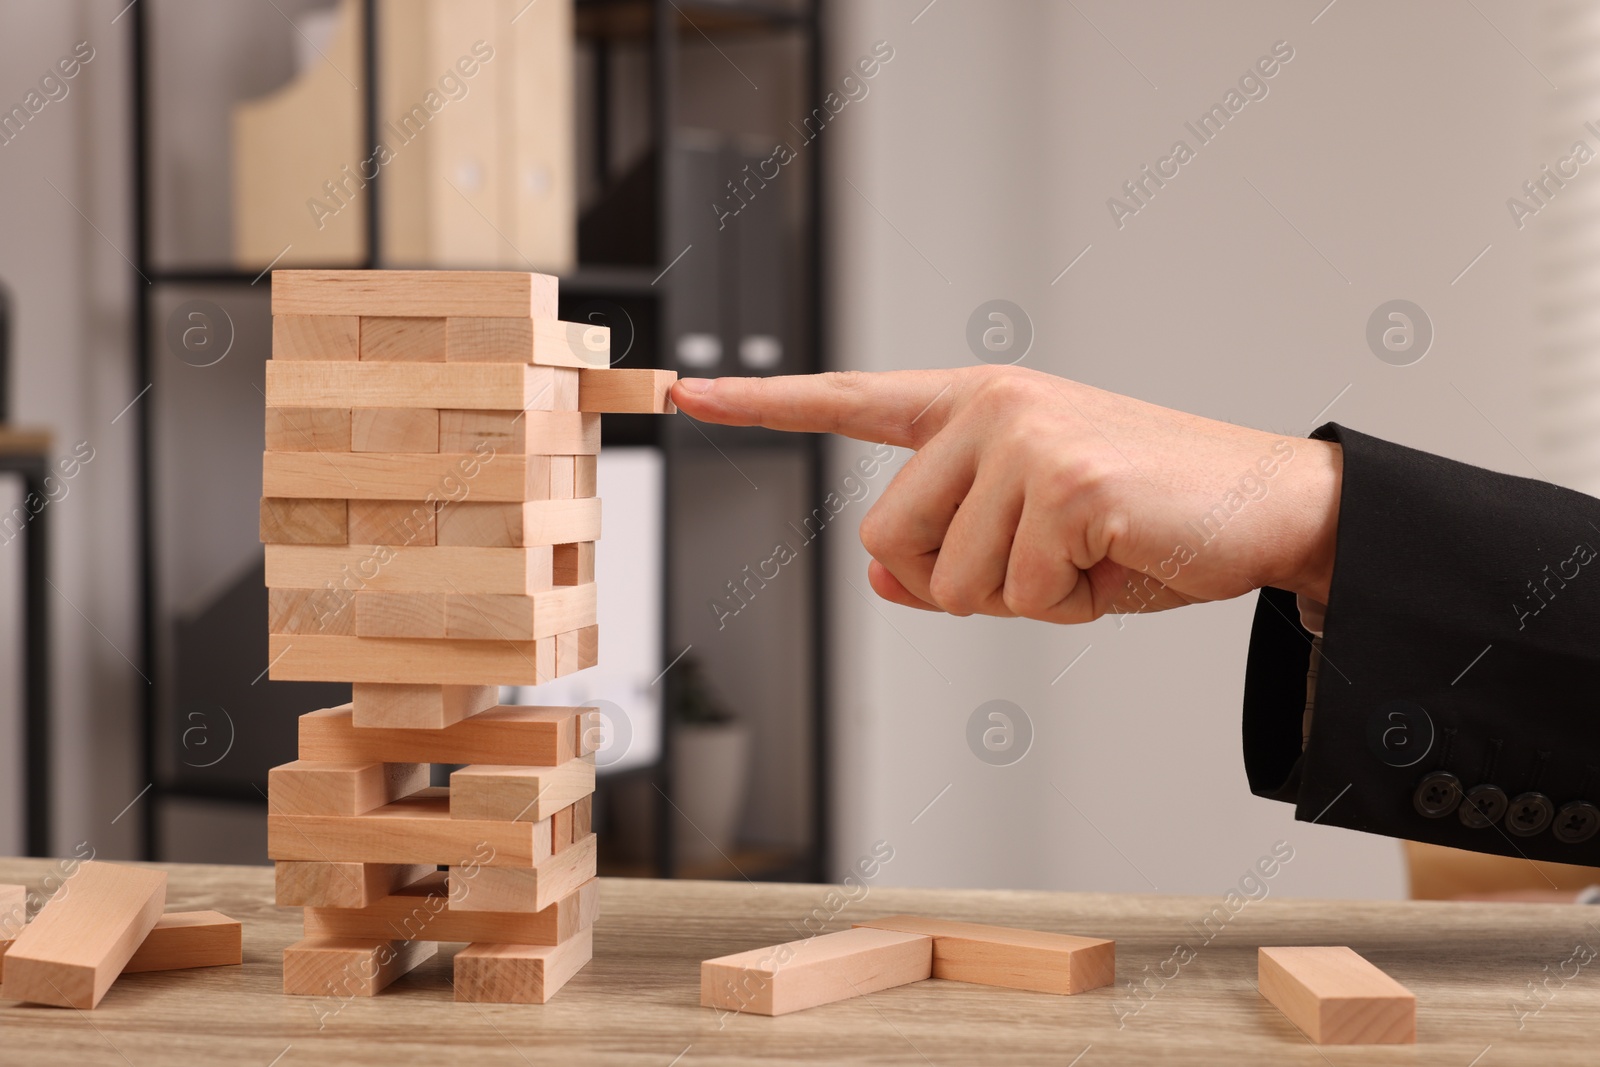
[261,269,675,1003]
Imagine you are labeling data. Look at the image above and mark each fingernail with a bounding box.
[678,378,714,395]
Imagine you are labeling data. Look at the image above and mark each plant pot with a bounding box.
[671,721,751,868]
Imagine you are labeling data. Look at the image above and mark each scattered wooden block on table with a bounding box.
[454,927,594,1004]
[267,760,428,817]
[435,498,600,548]
[264,407,351,452]
[2,911,242,982]
[272,269,558,320]
[450,757,595,823]
[268,587,354,636]
[273,315,360,361]
[359,316,445,362]
[267,632,561,686]
[1258,946,1416,1045]
[265,361,563,411]
[350,407,439,452]
[449,834,598,914]
[577,367,677,414]
[260,498,347,545]
[265,544,554,595]
[301,873,597,947]
[268,787,554,867]
[275,861,434,910]
[701,927,934,1017]
[282,936,436,997]
[300,703,583,767]
[350,683,497,730]
[263,452,543,503]
[853,915,1114,995]
[446,317,609,369]
[123,911,242,973]
[346,499,436,546]
[0,885,25,937]
[1,861,166,1008]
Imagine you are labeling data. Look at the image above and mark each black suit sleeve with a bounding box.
[1243,422,1600,864]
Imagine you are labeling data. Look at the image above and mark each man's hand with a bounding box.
[671,366,1342,623]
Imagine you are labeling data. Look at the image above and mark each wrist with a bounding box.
[1273,439,1342,604]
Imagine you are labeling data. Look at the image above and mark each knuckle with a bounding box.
[927,570,975,616]
[857,507,894,558]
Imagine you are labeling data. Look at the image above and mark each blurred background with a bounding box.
[0,0,1592,902]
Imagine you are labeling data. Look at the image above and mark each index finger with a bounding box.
[670,370,959,449]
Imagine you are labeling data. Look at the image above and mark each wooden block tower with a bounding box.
[260,269,676,1003]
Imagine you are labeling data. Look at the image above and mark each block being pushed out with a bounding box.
[701,927,933,1017]
[1,861,166,1008]
[853,915,1114,995]
[455,927,593,1004]
[1258,946,1415,1045]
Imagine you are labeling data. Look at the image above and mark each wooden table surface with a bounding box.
[1,857,1597,1065]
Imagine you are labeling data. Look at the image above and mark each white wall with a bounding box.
[825,0,1541,898]
[0,0,141,858]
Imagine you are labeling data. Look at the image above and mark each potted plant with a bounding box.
[670,658,750,869]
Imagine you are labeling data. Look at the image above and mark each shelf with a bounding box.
[576,0,809,40]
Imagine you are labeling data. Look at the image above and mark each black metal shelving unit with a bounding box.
[127,0,827,882]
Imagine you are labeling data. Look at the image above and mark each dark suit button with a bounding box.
[1553,801,1600,844]
[1505,793,1555,836]
[1413,771,1462,817]
[1459,784,1508,828]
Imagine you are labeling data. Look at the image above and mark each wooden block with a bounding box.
[1258,946,1416,1045]
[578,367,677,414]
[346,499,436,545]
[264,407,351,452]
[260,497,347,545]
[447,317,609,370]
[449,834,598,915]
[302,874,597,946]
[575,455,596,496]
[267,760,428,817]
[1,861,166,1008]
[299,703,582,766]
[852,915,1114,995]
[443,585,597,641]
[551,806,574,854]
[577,708,602,757]
[264,544,554,596]
[548,456,575,498]
[552,542,595,586]
[573,794,592,837]
[350,683,497,730]
[272,269,558,319]
[124,911,242,973]
[282,937,435,997]
[435,498,601,548]
[267,632,560,686]
[263,452,543,503]
[552,367,580,410]
[1,912,241,982]
[359,316,445,362]
[450,758,595,824]
[265,361,562,411]
[354,591,447,639]
[454,927,593,1003]
[436,411,599,455]
[268,587,355,636]
[269,787,553,867]
[350,407,439,452]
[701,927,933,1017]
[273,315,360,361]
[275,862,434,910]
[561,625,599,676]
